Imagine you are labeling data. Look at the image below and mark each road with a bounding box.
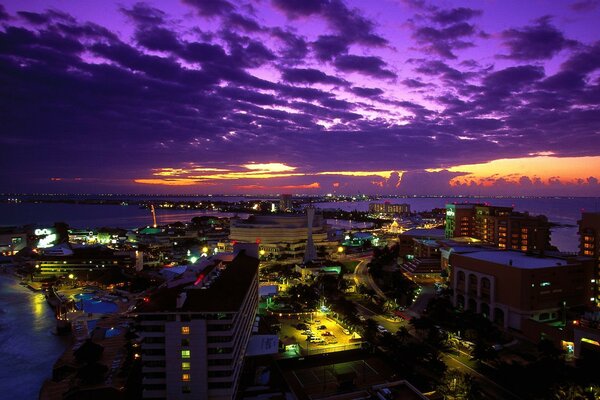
[353,258,386,298]
[443,353,523,400]
[350,255,521,399]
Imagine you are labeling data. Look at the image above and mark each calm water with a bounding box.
[0,275,69,399]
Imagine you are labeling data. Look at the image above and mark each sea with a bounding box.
[0,275,69,399]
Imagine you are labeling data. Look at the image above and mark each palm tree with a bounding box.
[552,383,588,400]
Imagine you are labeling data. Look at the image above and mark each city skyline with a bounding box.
[1,0,600,195]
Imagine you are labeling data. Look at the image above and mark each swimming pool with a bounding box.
[105,327,121,338]
[74,293,118,314]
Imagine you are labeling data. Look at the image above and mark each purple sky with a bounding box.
[1,0,600,195]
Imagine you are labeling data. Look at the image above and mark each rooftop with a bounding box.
[137,251,258,313]
[459,250,571,269]
[401,228,445,238]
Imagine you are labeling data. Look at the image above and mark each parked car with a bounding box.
[321,331,333,336]
[377,325,388,334]
[342,328,351,335]
[296,323,308,330]
[358,315,366,322]
[301,330,312,336]
[317,325,327,330]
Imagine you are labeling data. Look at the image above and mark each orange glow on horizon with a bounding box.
[135,162,400,187]
[428,156,600,186]
[235,182,320,190]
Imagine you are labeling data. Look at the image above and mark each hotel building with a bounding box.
[579,212,600,307]
[450,250,594,330]
[137,251,259,400]
[368,202,410,215]
[445,204,551,252]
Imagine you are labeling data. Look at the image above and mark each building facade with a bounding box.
[368,202,410,215]
[579,212,600,308]
[137,251,259,399]
[450,251,594,331]
[445,203,551,252]
[225,213,336,260]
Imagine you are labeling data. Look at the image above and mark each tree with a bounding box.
[551,383,590,400]
[395,326,411,344]
[471,341,498,365]
[437,369,481,400]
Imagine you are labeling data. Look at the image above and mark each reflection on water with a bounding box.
[0,276,69,399]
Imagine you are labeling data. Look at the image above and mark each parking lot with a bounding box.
[278,313,362,355]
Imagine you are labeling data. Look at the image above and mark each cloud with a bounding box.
[274,0,388,50]
[312,35,349,61]
[431,7,482,25]
[413,22,477,58]
[182,0,234,16]
[570,0,600,12]
[281,68,347,85]
[334,55,396,79]
[500,18,577,60]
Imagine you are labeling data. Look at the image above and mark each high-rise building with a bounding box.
[578,212,600,307]
[445,204,551,252]
[137,250,259,400]
[279,194,293,212]
[368,202,410,215]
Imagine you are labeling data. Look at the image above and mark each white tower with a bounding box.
[304,207,317,264]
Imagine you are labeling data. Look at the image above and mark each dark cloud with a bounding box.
[334,55,396,79]
[226,12,261,32]
[570,0,600,12]
[561,41,600,74]
[120,2,167,25]
[402,78,428,88]
[271,28,309,61]
[274,0,387,50]
[431,7,482,25]
[0,5,8,20]
[135,27,181,52]
[281,68,347,85]
[271,0,326,18]
[500,18,577,60]
[483,65,545,93]
[312,35,349,61]
[17,11,51,25]
[182,0,234,16]
[413,60,470,83]
[350,87,384,97]
[413,22,477,58]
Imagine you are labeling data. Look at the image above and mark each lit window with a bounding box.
[182,373,190,381]
[540,282,551,287]
[181,350,191,359]
[181,326,190,335]
[182,362,190,370]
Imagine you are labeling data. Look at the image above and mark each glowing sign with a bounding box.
[446,209,455,217]
[35,228,52,236]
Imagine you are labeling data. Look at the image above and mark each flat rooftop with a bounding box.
[137,251,258,313]
[460,250,570,269]
[401,228,445,238]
